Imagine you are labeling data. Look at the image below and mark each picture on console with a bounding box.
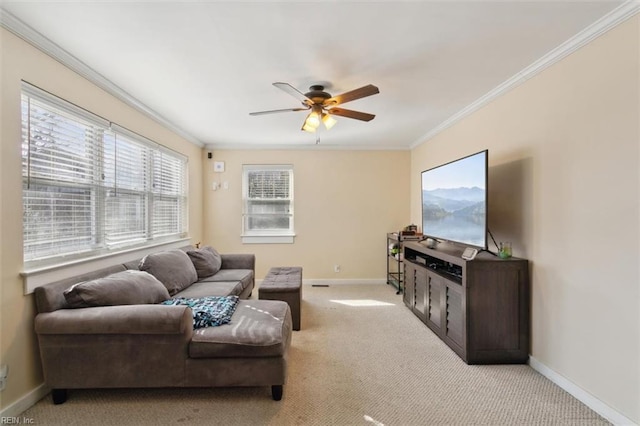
[421,150,487,249]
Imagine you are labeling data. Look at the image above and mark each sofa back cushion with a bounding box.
[186,246,222,279]
[139,249,198,296]
[34,265,128,313]
[63,270,170,308]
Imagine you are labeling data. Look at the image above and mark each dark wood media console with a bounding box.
[403,241,530,364]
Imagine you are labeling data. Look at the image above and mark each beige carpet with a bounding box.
[22,284,608,425]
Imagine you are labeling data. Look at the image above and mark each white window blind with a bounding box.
[103,132,150,246]
[151,149,187,237]
[21,91,106,261]
[21,83,188,267]
[242,165,294,241]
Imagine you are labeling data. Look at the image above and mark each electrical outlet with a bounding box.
[0,364,8,391]
[334,264,341,273]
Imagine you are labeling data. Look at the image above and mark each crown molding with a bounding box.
[0,9,204,147]
[410,0,640,150]
[205,142,410,151]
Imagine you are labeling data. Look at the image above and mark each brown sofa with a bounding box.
[33,246,293,403]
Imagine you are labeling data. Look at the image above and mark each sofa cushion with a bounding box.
[186,246,222,279]
[35,265,128,313]
[139,249,198,296]
[189,299,292,358]
[63,270,170,308]
[175,281,244,299]
[198,269,253,290]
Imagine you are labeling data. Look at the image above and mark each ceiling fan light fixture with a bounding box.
[302,111,321,132]
[302,122,317,133]
[322,113,337,130]
[253,81,379,136]
[306,111,320,127]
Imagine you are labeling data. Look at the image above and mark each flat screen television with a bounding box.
[421,150,488,249]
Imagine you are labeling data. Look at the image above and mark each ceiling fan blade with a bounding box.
[273,82,313,106]
[328,107,376,122]
[249,107,310,116]
[323,84,379,106]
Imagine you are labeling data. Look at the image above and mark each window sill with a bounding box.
[241,234,296,244]
[21,238,192,295]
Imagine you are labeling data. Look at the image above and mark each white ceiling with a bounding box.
[0,1,627,149]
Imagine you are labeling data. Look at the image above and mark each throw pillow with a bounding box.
[64,270,170,308]
[139,249,198,296]
[186,246,222,279]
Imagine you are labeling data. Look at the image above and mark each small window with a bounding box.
[242,165,294,244]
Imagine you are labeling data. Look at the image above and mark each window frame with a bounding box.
[241,164,295,244]
[21,82,189,278]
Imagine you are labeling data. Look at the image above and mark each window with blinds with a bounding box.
[21,83,188,266]
[242,165,294,239]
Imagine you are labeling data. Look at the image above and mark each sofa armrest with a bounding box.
[220,253,255,271]
[35,304,192,335]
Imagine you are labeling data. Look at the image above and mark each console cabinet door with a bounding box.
[444,281,464,352]
[426,271,443,335]
[403,262,416,309]
[413,267,428,322]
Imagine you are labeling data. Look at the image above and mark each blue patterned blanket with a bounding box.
[161,296,239,329]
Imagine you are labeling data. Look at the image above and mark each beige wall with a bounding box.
[2,11,637,422]
[203,149,410,280]
[411,17,639,422]
[0,29,204,410]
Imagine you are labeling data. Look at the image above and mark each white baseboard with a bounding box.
[255,278,387,286]
[528,357,636,425]
[0,383,49,418]
[304,278,386,286]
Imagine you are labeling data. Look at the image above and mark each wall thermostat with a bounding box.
[213,161,225,172]
[462,247,478,260]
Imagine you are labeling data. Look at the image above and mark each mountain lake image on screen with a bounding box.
[421,150,487,249]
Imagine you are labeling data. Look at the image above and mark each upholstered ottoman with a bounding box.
[259,267,302,331]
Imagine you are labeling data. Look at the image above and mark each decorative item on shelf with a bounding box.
[400,224,418,236]
[499,242,512,259]
[398,225,422,241]
[425,238,438,249]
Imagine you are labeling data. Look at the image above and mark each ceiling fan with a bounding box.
[249,82,379,133]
